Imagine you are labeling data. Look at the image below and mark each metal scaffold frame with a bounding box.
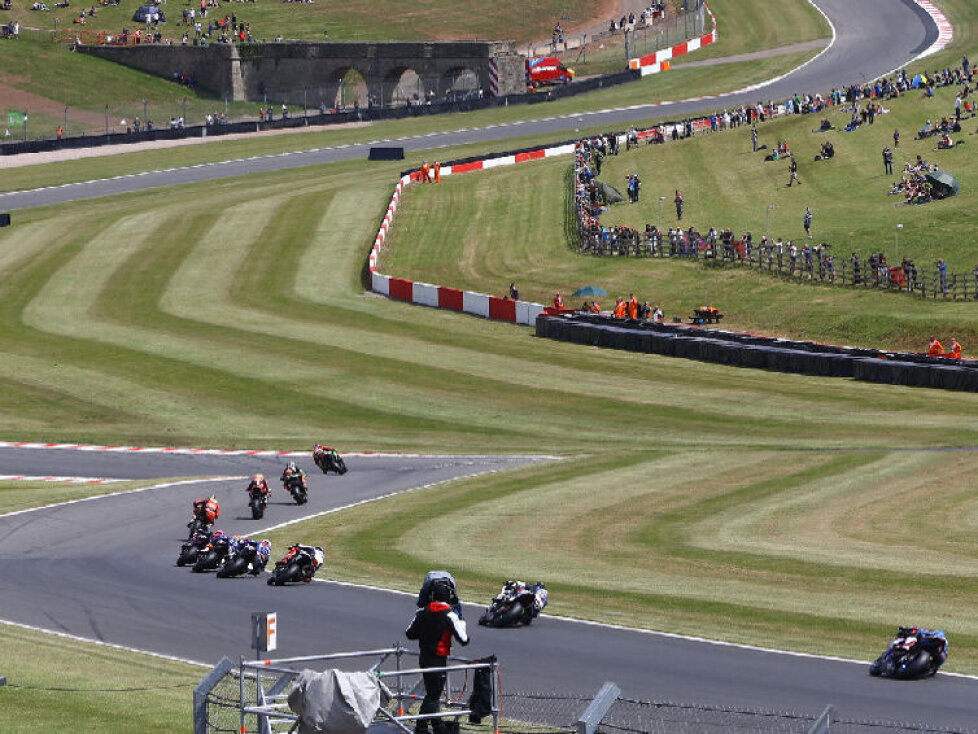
[234,645,500,734]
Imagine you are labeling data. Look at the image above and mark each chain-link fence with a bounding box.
[197,660,976,734]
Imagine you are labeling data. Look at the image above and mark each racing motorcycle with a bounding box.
[313,445,348,476]
[267,544,323,586]
[248,484,269,520]
[869,627,948,679]
[283,473,308,505]
[176,531,212,567]
[191,532,233,573]
[217,540,271,578]
[478,581,548,627]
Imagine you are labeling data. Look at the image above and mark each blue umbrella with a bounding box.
[572,285,608,297]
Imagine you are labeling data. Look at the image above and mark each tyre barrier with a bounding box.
[536,315,978,392]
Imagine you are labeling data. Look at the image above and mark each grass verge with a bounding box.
[0,622,203,734]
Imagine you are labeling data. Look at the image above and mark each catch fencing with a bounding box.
[196,660,976,734]
[525,2,706,64]
[195,646,499,734]
[576,223,978,300]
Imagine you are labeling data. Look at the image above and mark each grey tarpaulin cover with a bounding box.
[288,669,391,734]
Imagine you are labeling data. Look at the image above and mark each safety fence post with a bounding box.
[576,681,620,734]
[193,656,234,734]
[807,704,834,734]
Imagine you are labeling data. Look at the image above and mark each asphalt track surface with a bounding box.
[4,1,977,729]
[2,446,978,730]
[0,0,937,212]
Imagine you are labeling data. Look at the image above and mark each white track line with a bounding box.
[0,618,210,668]
[0,440,559,460]
[0,475,128,484]
[0,476,244,520]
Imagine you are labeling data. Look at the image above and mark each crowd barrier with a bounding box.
[536,315,978,391]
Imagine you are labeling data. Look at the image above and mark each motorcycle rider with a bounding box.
[247,474,270,499]
[281,461,306,486]
[418,570,462,617]
[189,494,220,530]
[896,626,948,670]
[236,538,273,575]
[289,543,324,582]
[313,443,344,472]
[405,579,469,734]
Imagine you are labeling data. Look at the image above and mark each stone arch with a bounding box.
[442,65,481,101]
[382,65,427,107]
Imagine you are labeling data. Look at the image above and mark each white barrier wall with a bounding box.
[517,301,546,326]
[413,282,440,308]
[462,291,491,318]
[372,272,391,295]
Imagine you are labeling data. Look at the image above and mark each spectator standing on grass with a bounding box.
[553,292,563,309]
[938,258,948,294]
[508,283,519,300]
[787,158,801,186]
[405,581,468,734]
[674,189,684,221]
[751,124,758,152]
[883,145,893,175]
[804,207,813,239]
[893,129,900,148]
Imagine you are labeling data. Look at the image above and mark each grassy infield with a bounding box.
[4,1,978,730]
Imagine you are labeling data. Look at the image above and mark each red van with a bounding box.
[526,57,575,89]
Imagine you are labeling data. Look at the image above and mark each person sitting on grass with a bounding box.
[815,140,834,160]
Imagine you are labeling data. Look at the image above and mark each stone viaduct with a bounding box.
[80,41,527,106]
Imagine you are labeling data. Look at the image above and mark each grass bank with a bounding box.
[383,75,978,352]
[265,448,978,673]
[0,622,202,733]
[0,478,187,514]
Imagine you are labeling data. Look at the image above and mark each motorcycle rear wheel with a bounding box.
[896,650,933,679]
[192,550,218,573]
[488,601,524,627]
[250,498,265,520]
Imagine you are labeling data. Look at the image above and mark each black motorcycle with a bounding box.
[283,474,308,505]
[217,541,269,578]
[248,486,269,520]
[176,531,211,567]
[267,545,320,586]
[869,627,948,679]
[192,535,232,573]
[314,448,348,476]
[478,582,546,627]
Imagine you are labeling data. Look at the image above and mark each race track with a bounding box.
[3,1,977,729]
[0,0,936,212]
[2,446,977,730]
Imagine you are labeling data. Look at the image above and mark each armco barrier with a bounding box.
[536,315,978,392]
[629,3,716,75]
[413,282,440,308]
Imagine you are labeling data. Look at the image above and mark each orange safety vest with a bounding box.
[928,339,944,356]
[613,301,627,319]
[950,342,962,359]
[628,299,638,319]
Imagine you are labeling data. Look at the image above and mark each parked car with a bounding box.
[132,4,164,23]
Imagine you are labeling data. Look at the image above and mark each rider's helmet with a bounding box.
[286,461,298,473]
[253,474,264,483]
[211,530,226,542]
[313,443,323,452]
